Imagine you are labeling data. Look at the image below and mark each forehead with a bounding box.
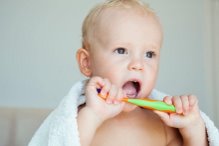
[96,5,154,24]
[95,6,162,33]
[91,7,163,47]
[97,6,158,25]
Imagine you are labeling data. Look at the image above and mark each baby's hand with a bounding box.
[155,95,203,128]
[77,77,125,146]
[85,76,125,122]
[154,95,207,145]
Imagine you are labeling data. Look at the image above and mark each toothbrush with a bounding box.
[122,98,176,113]
[98,93,176,113]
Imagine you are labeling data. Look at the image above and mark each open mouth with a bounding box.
[122,80,141,98]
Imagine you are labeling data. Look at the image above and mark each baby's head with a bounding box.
[77,0,163,98]
[81,0,162,50]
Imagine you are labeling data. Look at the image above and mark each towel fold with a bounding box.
[29,80,219,146]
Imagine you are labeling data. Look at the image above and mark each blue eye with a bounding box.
[114,48,127,54]
[146,51,155,58]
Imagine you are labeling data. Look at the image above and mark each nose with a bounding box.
[128,57,144,71]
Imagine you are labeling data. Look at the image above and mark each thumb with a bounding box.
[154,110,169,122]
[154,110,187,128]
[86,77,105,94]
[154,110,176,127]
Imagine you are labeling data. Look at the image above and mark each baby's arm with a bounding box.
[77,76,124,146]
[155,95,208,146]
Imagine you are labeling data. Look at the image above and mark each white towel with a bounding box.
[29,80,219,146]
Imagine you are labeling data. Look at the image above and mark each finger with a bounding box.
[172,96,183,114]
[188,95,198,107]
[114,88,124,104]
[100,78,111,99]
[163,96,172,105]
[106,84,117,104]
[86,76,105,93]
[188,95,199,114]
[154,110,172,126]
[180,95,189,115]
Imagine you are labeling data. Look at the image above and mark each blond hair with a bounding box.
[82,0,156,50]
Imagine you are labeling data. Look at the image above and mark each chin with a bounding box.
[122,103,137,112]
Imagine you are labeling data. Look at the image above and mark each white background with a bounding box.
[0,0,218,127]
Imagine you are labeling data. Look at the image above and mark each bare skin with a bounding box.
[90,107,183,146]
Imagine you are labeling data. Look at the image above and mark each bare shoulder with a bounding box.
[164,124,183,146]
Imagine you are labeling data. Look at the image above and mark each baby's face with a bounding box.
[88,8,162,99]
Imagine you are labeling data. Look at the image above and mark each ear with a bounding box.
[76,48,92,77]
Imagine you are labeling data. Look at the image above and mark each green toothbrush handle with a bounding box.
[123,98,176,113]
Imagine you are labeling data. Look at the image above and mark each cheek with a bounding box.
[90,60,118,78]
[145,61,159,74]
[89,54,108,74]
[148,66,158,84]
[143,63,159,90]
[91,63,123,85]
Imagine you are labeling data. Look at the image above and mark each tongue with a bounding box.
[122,82,137,98]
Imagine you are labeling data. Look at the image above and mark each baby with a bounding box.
[76,0,207,146]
